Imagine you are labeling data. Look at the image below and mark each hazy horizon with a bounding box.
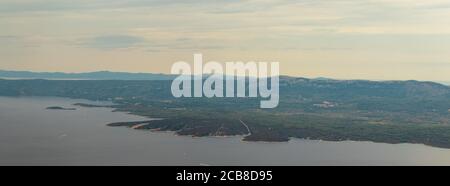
[1,0,450,82]
[2,68,450,85]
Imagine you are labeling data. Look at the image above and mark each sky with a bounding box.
[1,0,450,81]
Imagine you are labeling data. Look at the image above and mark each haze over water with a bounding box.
[1,96,450,166]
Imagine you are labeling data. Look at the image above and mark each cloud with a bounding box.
[82,35,146,49]
[0,35,18,41]
[0,35,17,38]
[0,0,247,14]
[2,0,450,81]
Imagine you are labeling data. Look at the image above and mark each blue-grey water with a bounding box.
[2,96,450,166]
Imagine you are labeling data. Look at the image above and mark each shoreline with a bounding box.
[2,95,450,150]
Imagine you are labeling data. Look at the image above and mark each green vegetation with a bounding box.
[1,77,450,148]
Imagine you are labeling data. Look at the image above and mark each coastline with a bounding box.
[3,94,450,149]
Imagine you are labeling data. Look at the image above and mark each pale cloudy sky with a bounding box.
[1,0,450,81]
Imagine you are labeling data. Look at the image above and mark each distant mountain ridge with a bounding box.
[0,70,263,81]
[0,70,175,80]
[0,70,448,87]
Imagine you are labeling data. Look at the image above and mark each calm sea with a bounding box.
[2,96,450,165]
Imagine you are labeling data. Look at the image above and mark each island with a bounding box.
[2,76,450,148]
[46,106,76,111]
[73,103,113,108]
